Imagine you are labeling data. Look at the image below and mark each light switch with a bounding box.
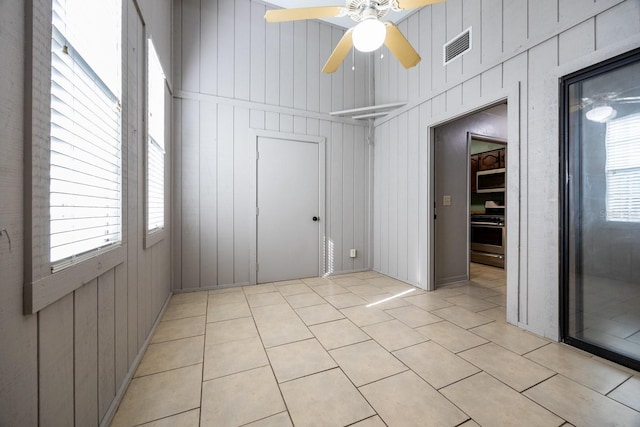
[443,195,452,206]
[350,249,357,258]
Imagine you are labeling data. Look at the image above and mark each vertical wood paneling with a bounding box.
[280,22,294,108]
[330,122,344,272]
[462,75,481,107]
[200,102,218,287]
[595,0,640,49]
[265,9,280,106]
[98,269,116,420]
[39,294,74,426]
[407,108,420,284]
[181,99,201,289]
[319,25,332,113]
[181,0,201,92]
[379,122,389,273]
[280,114,293,133]
[250,1,266,104]
[503,0,528,54]
[388,41,399,103]
[218,0,235,98]
[127,0,141,363]
[294,21,308,111]
[307,21,320,112]
[354,125,366,270]
[431,2,447,91]
[559,19,595,65]
[265,112,279,131]
[0,0,38,424]
[343,52,355,111]
[408,14,421,103]
[418,102,432,287]
[446,85,463,112]
[419,7,433,98]
[528,0,558,41]
[481,65,503,98]
[330,28,344,112]
[294,116,307,134]
[173,0,182,89]
[234,107,251,283]
[481,0,503,65]
[235,0,251,101]
[387,118,398,277]
[217,104,235,285]
[114,264,128,386]
[397,113,409,281]
[174,0,371,290]
[526,37,558,333]
[342,125,355,271]
[172,99,183,292]
[74,280,98,427]
[251,109,265,130]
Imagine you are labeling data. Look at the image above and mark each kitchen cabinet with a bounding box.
[478,149,501,170]
[470,154,478,193]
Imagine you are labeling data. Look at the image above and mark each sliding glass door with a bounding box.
[561,49,640,371]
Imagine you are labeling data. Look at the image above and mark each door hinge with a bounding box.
[256,263,259,272]
[256,207,259,216]
[256,151,260,160]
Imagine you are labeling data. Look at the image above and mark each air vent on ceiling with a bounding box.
[443,27,472,65]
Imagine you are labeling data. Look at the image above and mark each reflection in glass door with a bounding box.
[561,48,640,371]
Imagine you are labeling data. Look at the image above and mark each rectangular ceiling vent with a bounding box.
[443,27,472,65]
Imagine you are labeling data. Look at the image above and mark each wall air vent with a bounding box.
[443,27,472,65]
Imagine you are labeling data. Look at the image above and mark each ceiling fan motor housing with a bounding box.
[348,0,389,21]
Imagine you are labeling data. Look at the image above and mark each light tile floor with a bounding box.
[110,264,640,426]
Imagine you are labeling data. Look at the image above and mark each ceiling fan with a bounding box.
[264,0,446,73]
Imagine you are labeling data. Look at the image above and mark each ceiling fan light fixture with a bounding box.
[352,18,386,52]
[586,105,617,123]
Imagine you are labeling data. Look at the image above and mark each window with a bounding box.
[605,113,640,223]
[146,40,166,235]
[50,0,122,267]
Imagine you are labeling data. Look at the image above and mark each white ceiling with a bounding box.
[261,1,417,29]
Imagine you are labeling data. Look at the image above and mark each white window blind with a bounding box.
[50,0,122,266]
[605,113,640,223]
[147,39,165,232]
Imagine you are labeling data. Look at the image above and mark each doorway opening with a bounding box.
[433,103,508,320]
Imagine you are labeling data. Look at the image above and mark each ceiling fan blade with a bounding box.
[322,29,354,74]
[265,6,346,23]
[384,22,421,69]
[396,0,446,10]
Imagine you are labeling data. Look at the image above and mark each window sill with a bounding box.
[24,244,125,314]
[144,228,165,249]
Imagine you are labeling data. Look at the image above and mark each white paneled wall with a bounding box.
[173,0,373,290]
[1,1,173,426]
[373,0,640,339]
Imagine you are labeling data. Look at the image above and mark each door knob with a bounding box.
[312,216,319,222]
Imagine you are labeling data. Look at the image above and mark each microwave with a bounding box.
[476,168,506,193]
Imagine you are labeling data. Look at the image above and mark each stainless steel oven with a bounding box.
[470,203,505,268]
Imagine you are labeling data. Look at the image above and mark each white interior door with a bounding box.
[257,137,320,283]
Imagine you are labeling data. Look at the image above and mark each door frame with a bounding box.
[424,83,521,327]
[248,130,326,285]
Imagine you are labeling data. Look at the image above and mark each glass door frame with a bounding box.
[560,47,640,372]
